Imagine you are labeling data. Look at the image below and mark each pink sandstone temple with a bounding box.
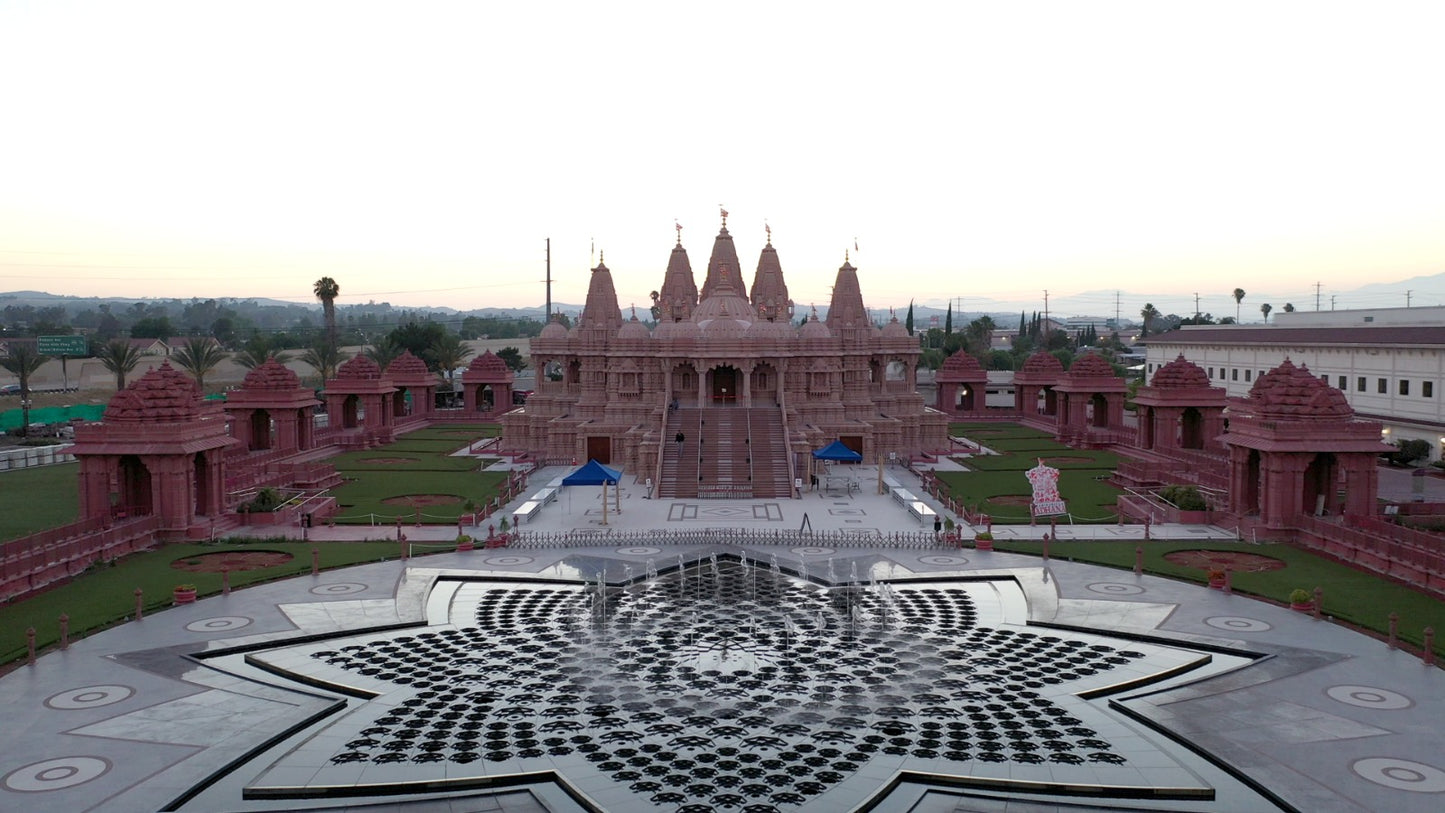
[501,216,949,497]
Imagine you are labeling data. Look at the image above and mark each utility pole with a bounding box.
[1193,292,1200,322]
[1043,290,1050,333]
[1407,290,1413,308]
[1314,282,1322,311]
[1114,290,1121,328]
[1331,295,1337,311]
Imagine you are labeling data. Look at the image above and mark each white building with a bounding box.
[1145,306,1445,460]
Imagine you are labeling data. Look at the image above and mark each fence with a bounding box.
[0,443,76,470]
[511,526,958,551]
[1,515,161,601]
[1295,514,1445,596]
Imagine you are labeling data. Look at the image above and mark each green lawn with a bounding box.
[993,538,1445,658]
[939,422,1123,523]
[0,462,80,541]
[0,539,422,666]
[327,424,508,524]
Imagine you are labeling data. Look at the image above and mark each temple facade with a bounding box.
[502,216,948,497]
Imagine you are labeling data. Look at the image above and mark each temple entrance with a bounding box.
[841,436,863,456]
[710,366,739,404]
[118,455,152,517]
[1303,452,1337,516]
[340,394,361,429]
[1090,393,1108,427]
[249,410,272,451]
[1180,407,1203,449]
[587,436,612,464]
[193,452,211,517]
[1243,449,1261,514]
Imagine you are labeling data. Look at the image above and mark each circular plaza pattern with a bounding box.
[3,757,110,792]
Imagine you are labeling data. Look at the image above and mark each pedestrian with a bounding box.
[933,515,942,535]
[675,431,685,446]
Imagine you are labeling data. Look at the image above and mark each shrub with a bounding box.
[1387,438,1431,467]
[1159,485,1207,511]
[1289,588,1312,605]
[240,487,284,513]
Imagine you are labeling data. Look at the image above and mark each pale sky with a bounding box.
[2,1,1443,322]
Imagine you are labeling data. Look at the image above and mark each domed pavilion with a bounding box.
[1223,358,1387,527]
[70,362,236,533]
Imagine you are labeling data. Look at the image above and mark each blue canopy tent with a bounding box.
[561,459,622,485]
[561,459,623,524]
[812,440,863,462]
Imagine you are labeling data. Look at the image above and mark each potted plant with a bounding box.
[942,516,958,545]
[974,530,994,551]
[173,584,198,605]
[456,533,474,552]
[1288,588,1314,611]
[1207,568,1227,589]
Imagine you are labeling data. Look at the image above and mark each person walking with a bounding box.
[675,431,685,447]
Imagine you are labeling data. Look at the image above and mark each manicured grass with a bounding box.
[0,462,80,541]
[938,422,1123,523]
[328,424,508,524]
[0,539,423,666]
[992,538,1445,658]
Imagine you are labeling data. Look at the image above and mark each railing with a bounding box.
[1294,514,1445,594]
[511,526,959,550]
[1,515,161,601]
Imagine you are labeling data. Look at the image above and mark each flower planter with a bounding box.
[173,587,197,605]
[974,536,994,551]
[456,537,474,552]
[1290,601,1314,612]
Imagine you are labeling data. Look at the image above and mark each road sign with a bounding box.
[37,335,88,356]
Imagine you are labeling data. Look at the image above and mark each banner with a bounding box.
[1026,459,1066,517]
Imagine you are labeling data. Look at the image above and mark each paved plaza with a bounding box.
[1,462,1442,812]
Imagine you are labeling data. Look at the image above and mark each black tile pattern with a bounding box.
[310,562,1144,811]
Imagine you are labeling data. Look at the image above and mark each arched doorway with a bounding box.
[710,365,739,404]
[1088,393,1107,427]
[340,394,361,429]
[1243,449,1262,515]
[1303,452,1337,516]
[193,452,211,516]
[249,409,272,451]
[118,455,152,517]
[1180,407,1204,449]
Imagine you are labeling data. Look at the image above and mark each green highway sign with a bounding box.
[37,335,88,356]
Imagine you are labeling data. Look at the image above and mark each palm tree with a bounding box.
[98,339,144,390]
[1,343,49,437]
[298,340,349,385]
[171,337,229,392]
[1232,288,1245,323]
[1139,303,1161,338]
[1260,303,1273,323]
[233,334,292,370]
[313,277,341,352]
[428,333,474,392]
[364,336,406,371]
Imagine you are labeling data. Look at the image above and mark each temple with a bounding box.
[502,215,949,497]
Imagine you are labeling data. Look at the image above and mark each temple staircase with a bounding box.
[656,407,793,499]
